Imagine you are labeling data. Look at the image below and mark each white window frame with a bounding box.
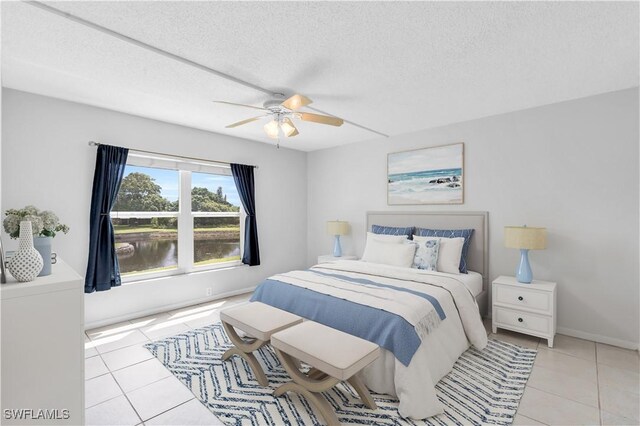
[111,155,244,283]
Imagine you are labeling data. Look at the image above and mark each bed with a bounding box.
[251,211,489,419]
[366,210,489,316]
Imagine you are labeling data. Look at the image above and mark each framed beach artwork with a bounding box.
[387,142,464,205]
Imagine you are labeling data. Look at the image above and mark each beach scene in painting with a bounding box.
[388,143,463,204]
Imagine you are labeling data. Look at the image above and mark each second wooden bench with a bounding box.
[271,321,380,425]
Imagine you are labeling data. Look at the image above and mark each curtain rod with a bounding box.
[87,141,258,169]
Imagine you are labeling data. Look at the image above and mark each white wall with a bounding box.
[307,88,639,348]
[2,89,308,328]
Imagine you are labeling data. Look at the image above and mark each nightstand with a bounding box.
[317,254,358,264]
[492,275,557,347]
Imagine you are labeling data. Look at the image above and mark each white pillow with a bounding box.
[414,235,464,274]
[366,231,407,244]
[362,238,416,268]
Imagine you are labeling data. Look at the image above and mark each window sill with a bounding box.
[192,260,244,274]
[121,261,247,286]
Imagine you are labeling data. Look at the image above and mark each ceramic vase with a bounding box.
[8,221,43,282]
[34,236,52,276]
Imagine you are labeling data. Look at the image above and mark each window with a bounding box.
[112,156,242,280]
[192,172,241,266]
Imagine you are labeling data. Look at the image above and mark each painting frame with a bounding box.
[387,142,465,205]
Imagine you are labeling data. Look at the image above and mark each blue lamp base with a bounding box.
[516,249,533,283]
[333,235,342,257]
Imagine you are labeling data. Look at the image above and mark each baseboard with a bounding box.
[557,326,639,351]
[84,286,257,330]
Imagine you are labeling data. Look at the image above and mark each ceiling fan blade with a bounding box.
[281,94,312,111]
[213,101,268,111]
[299,112,344,127]
[226,115,266,128]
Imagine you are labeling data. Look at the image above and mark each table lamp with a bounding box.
[326,220,349,257]
[504,225,547,283]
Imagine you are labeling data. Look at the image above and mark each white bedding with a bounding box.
[423,269,484,297]
[313,260,488,419]
[324,258,484,297]
[434,271,482,297]
[461,270,484,296]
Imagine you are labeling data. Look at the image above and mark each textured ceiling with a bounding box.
[2,1,638,151]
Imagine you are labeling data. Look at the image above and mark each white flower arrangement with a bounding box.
[3,205,70,239]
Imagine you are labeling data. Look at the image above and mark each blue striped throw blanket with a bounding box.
[251,264,446,366]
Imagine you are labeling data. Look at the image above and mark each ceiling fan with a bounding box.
[214,94,344,139]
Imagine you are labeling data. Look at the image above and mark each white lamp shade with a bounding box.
[264,120,279,139]
[504,226,547,250]
[280,118,298,137]
[326,221,349,236]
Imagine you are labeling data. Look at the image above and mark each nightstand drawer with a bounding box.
[494,284,551,313]
[494,307,551,335]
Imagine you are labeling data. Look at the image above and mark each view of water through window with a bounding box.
[112,166,241,276]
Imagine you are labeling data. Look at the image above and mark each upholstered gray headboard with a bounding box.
[366,211,490,292]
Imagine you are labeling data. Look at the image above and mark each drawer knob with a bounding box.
[518,317,524,323]
[518,296,524,301]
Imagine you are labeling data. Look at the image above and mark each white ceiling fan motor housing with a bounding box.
[263,93,288,111]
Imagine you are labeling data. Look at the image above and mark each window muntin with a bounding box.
[112,162,242,280]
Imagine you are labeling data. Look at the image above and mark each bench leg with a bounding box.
[276,349,340,392]
[308,368,377,410]
[307,367,328,381]
[221,321,269,387]
[222,347,269,387]
[347,374,377,410]
[222,321,264,352]
[274,348,343,424]
[274,382,341,426]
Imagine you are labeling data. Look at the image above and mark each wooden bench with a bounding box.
[271,321,380,425]
[220,302,303,386]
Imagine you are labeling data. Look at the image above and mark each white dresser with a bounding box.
[492,275,557,347]
[1,260,84,425]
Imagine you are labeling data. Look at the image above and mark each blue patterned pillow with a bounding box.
[372,224,414,239]
[415,228,474,273]
[412,239,440,271]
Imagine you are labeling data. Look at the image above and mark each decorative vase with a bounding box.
[8,221,43,282]
[34,236,53,276]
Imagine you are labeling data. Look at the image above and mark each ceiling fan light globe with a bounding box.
[281,118,298,137]
[264,120,279,139]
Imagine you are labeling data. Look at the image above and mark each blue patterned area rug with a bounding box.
[145,323,535,426]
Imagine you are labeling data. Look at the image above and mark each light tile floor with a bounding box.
[85,293,639,425]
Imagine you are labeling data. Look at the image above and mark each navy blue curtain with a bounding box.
[85,145,129,293]
[231,163,260,266]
